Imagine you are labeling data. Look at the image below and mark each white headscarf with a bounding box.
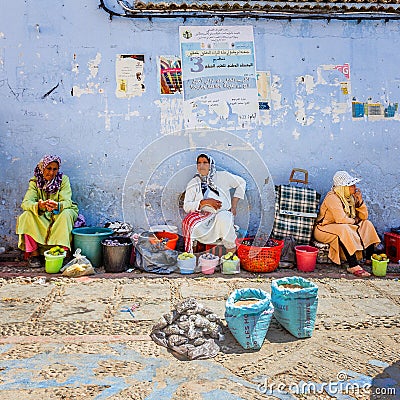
[195,153,219,196]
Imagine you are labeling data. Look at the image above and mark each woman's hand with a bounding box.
[39,199,58,212]
[45,200,59,212]
[231,197,240,216]
[38,199,47,211]
[353,186,363,207]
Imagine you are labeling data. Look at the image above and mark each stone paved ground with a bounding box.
[0,251,398,399]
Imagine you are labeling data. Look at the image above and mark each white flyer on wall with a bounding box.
[115,54,145,98]
[179,26,258,130]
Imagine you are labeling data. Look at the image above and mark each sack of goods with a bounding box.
[271,276,318,338]
[225,288,274,350]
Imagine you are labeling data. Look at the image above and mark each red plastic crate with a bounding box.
[384,232,400,263]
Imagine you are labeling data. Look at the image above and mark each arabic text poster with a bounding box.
[179,26,258,130]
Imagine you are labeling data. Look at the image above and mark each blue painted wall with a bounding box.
[1,0,399,247]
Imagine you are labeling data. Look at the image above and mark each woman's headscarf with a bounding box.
[195,153,219,196]
[333,186,356,218]
[332,170,359,218]
[34,154,63,194]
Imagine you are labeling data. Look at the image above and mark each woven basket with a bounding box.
[236,238,284,273]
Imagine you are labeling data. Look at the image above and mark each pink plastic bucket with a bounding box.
[199,254,219,275]
[295,245,318,272]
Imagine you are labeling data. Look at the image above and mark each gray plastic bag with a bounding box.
[134,232,178,274]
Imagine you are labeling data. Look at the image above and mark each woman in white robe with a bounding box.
[182,154,246,253]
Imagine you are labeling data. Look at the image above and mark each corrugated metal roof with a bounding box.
[100,0,400,18]
[135,0,400,12]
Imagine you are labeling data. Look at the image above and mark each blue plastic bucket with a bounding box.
[72,227,114,267]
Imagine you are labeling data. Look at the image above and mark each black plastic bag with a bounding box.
[279,235,297,268]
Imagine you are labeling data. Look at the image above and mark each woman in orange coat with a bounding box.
[313,171,380,277]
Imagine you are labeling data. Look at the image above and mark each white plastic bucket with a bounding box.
[178,256,196,274]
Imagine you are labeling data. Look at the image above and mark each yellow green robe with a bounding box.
[16,175,79,252]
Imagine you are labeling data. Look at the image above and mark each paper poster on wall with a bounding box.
[115,54,145,98]
[352,98,398,119]
[257,71,271,110]
[334,63,350,80]
[179,26,258,130]
[159,56,182,95]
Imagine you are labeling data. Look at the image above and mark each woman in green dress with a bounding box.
[16,155,79,268]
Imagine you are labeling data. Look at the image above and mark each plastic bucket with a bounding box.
[222,259,240,275]
[372,259,388,277]
[102,236,133,273]
[295,245,318,272]
[199,255,219,275]
[72,227,114,267]
[150,231,179,250]
[44,250,66,274]
[178,256,196,274]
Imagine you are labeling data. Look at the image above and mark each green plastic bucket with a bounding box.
[72,227,114,267]
[44,250,66,274]
[372,258,388,277]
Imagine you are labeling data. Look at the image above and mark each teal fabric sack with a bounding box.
[271,276,318,338]
[225,288,274,350]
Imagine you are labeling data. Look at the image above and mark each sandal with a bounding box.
[28,256,42,268]
[347,266,370,278]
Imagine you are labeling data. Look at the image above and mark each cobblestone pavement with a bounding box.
[0,252,398,399]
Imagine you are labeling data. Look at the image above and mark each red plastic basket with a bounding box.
[236,237,284,273]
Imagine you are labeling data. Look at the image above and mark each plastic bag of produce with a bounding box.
[271,276,318,338]
[60,248,95,277]
[225,288,274,350]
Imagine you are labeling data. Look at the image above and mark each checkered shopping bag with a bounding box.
[272,169,320,245]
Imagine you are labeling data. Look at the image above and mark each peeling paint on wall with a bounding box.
[98,99,140,131]
[295,64,352,125]
[331,100,348,123]
[71,53,79,74]
[270,75,289,127]
[0,48,4,71]
[298,74,316,95]
[154,98,184,135]
[295,96,314,126]
[88,53,101,79]
[72,82,100,97]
